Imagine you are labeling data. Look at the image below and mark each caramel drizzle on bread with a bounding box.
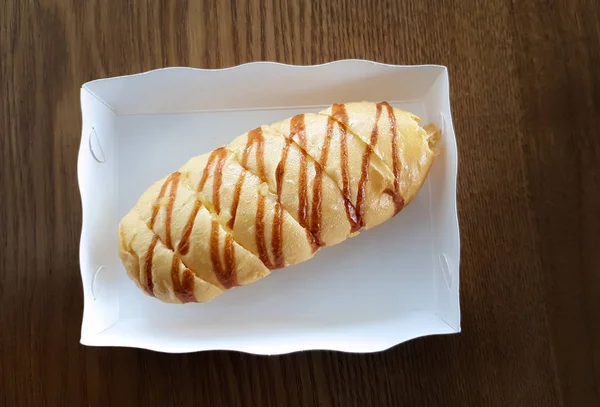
[142,102,411,301]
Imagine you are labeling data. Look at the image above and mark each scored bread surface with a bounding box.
[118,101,439,303]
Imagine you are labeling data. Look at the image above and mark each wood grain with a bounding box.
[1,0,599,406]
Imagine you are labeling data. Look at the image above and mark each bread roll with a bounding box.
[118,102,439,303]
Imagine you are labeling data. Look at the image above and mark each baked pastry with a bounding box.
[118,102,439,303]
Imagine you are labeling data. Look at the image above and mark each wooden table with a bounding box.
[2,1,599,406]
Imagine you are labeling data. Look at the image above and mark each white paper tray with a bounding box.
[78,60,460,354]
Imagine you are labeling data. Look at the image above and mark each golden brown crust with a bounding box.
[118,102,439,303]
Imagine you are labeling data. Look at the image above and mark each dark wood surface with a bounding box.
[1,0,599,406]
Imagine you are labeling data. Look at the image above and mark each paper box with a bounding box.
[78,60,460,354]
